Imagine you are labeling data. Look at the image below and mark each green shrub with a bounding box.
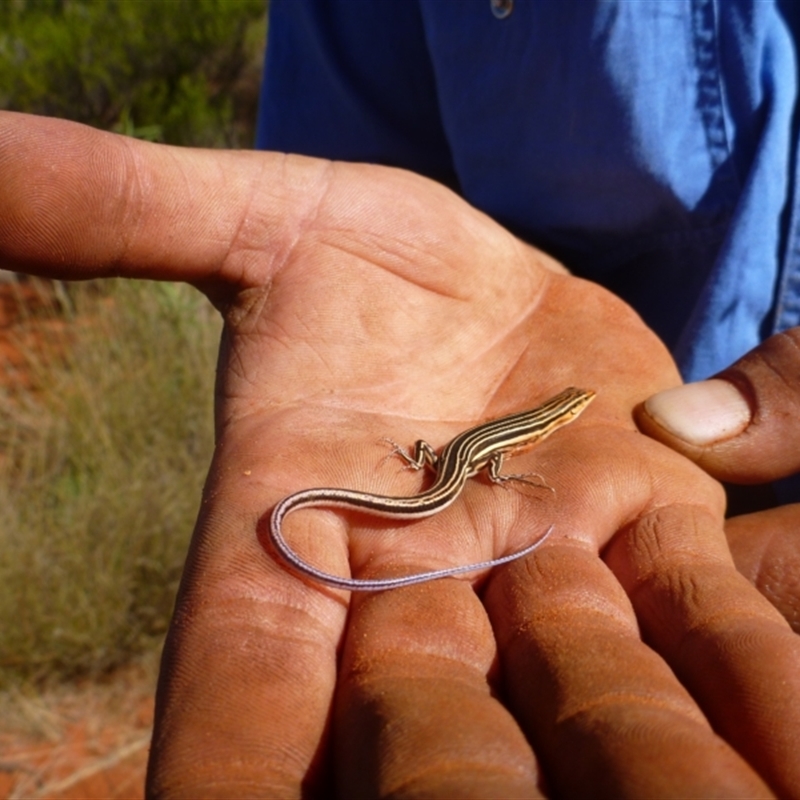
[0,0,267,146]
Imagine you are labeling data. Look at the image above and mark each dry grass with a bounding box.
[0,278,220,685]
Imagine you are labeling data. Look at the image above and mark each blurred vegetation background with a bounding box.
[0,0,267,686]
[0,0,267,146]
[0,280,221,683]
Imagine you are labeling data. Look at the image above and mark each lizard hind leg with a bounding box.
[379,437,438,473]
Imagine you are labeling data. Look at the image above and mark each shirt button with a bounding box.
[490,0,513,19]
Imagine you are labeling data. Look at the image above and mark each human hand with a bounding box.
[638,330,800,635]
[1,112,798,798]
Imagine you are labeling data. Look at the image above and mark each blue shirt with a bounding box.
[256,0,800,383]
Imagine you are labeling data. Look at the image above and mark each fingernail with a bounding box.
[644,379,751,445]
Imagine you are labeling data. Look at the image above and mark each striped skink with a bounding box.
[269,387,595,591]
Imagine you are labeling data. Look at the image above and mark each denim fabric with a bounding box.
[257,0,800,382]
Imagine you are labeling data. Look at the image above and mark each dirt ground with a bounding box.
[0,658,155,800]
[0,278,154,799]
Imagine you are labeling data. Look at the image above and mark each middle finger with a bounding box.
[336,578,543,799]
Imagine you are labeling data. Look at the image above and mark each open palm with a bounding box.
[1,113,798,798]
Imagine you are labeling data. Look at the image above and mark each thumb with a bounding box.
[635,329,800,484]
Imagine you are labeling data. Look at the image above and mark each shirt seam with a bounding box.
[692,0,742,194]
